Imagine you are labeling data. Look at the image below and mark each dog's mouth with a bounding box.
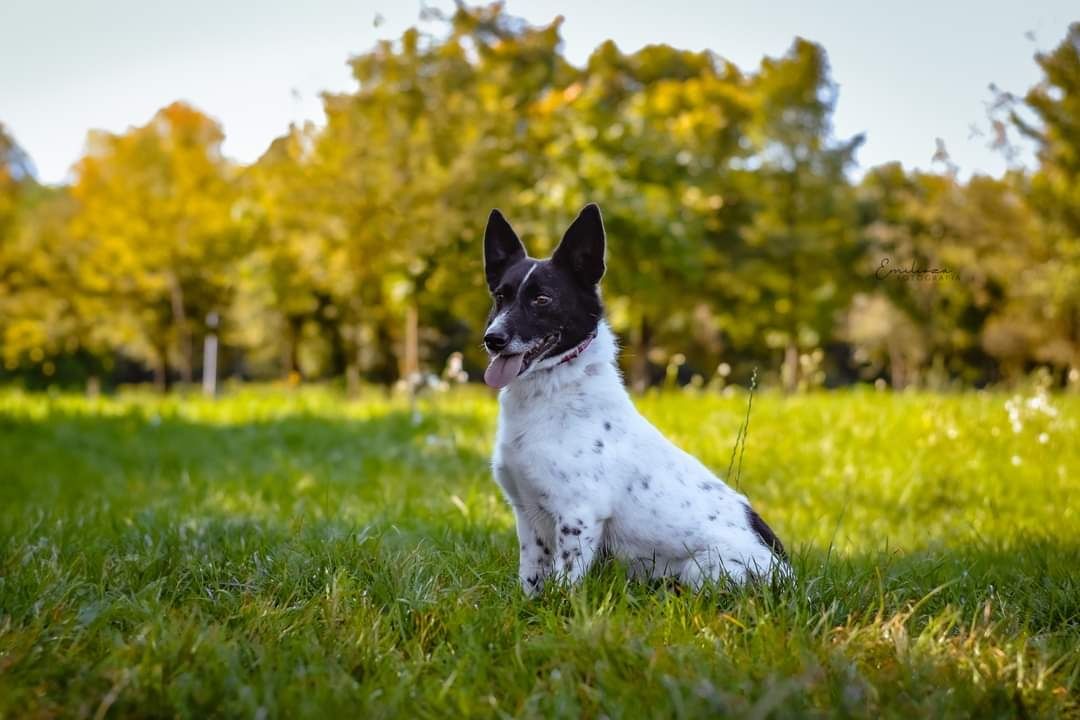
[483,334,560,389]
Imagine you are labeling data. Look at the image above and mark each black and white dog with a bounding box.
[483,204,788,596]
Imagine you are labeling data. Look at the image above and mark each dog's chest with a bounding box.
[494,377,621,501]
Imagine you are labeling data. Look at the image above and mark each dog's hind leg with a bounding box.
[679,550,752,589]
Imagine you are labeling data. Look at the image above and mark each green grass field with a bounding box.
[1,385,1077,718]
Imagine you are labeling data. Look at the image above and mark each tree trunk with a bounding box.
[402,303,419,382]
[345,363,360,398]
[782,343,799,393]
[630,315,651,394]
[283,315,303,378]
[169,277,193,385]
[345,322,363,398]
[887,336,906,390]
[152,342,169,393]
[328,318,347,378]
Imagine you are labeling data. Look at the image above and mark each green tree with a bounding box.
[859,165,1038,386]
[240,123,331,378]
[1006,23,1080,381]
[535,41,757,389]
[70,102,247,388]
[736,39,863,390]
[304,4,574,388]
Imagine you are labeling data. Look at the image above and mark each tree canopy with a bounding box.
[1,8,1078,391]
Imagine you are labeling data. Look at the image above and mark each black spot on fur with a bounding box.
[561,550,571,560]
[526,575,539,587]
[699,482,714,491]
[708,514,717,521]
[604,421,612,431]
[594,439,604,453]
[745,504,787,560]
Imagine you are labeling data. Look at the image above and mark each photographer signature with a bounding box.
[875,257,961,282]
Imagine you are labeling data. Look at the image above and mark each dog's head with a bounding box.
[481,204,605,389]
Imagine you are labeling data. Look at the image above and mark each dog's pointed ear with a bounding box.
[484,209,526,291]
[552,203,605,286]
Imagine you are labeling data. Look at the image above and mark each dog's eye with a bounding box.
[532,295,551,307]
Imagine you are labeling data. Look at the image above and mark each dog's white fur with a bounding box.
[492,320,786,596]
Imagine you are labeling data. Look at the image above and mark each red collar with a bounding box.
[557,332,597,366]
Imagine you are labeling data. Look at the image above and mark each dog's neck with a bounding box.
[554,330,597,366]
[501,320,621,401]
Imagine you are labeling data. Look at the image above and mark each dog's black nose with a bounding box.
[484,331,509,353]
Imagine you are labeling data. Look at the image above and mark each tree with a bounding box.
[735,39,863,391]
[859,165,1043,387]
[70,103,247,388]
[306,4,575,388]
[240,123,330,378]
[1006,23,1080,382]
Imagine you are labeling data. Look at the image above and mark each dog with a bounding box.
[483,203,788,596]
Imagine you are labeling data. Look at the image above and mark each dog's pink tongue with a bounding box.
[484,354,524,389]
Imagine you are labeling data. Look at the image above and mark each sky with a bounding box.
[1,0,1076,185]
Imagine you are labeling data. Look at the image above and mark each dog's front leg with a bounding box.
[512,505,554,597]
[554,512,604,586]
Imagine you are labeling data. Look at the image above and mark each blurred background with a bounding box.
[1,1,1078,394]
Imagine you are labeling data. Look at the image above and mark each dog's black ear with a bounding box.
[552,203,605,286]
[484,209,526,291]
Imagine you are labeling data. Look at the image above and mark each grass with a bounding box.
[0,384,1078,718]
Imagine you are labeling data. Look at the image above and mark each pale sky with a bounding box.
[1,0,1075,185]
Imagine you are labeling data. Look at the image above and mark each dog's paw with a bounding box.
[520,573,544,597]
